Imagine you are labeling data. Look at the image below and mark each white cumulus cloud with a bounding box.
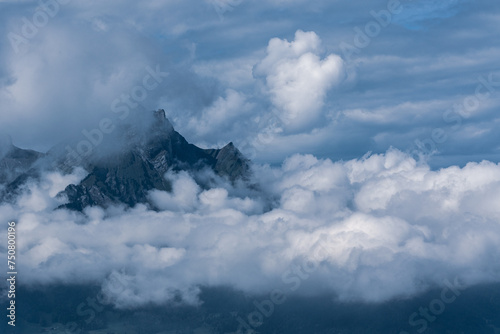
[254,30,345,133]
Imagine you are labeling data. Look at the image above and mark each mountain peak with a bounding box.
[154,108,166,120]
[148,109,174,137]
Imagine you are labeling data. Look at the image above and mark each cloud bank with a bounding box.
[1,149,500,308]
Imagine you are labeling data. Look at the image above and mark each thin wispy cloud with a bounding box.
[393,0,469,30]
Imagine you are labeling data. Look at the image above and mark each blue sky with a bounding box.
[0,0,499,168]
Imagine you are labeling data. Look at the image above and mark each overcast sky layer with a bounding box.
[0,0,499,167]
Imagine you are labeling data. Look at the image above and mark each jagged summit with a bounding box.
[150,108,174,133]
[154,108,167,121]
[0,110,250,211]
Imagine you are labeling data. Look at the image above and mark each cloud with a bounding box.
[149,171,201,212]
[254,30,345,133]
[185,89,254,141]
[393,0,468,30]
[0,12,169,151]
[2,149,500,308]
[16,167,88,212]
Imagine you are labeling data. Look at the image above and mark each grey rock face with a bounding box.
[204,142,250,182]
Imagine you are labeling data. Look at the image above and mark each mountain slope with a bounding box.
[0,136,44,186]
